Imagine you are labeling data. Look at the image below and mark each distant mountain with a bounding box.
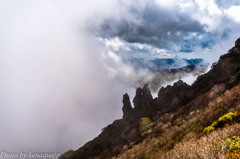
[60,38,240,159]
[127,57,207,71]
[125,57,208,91]
[145,64,208,92]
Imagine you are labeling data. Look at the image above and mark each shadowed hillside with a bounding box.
[61,37,240,159]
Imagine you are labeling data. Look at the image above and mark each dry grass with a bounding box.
[114,124,240,159]
[157,123,240,159]
[112,84,240,159]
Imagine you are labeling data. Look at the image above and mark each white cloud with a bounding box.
[99,37,173,59]
[156,0,224,32]
[156,0,175,8]
[224,5,240,23]
[180,0,223,32]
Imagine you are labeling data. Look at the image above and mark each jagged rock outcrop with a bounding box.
[155,80,192,113]
[233,37,240,54]
[235,38,240,48]
[133,84,153,117]
[122,93,133,120]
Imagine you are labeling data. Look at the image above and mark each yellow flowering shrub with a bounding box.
[202,112,239,135]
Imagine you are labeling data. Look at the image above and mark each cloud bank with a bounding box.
[92,0,240,61]
[0,0,132,153]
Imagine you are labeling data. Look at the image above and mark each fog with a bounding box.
[0,0,136,153]
[1,0,240,154]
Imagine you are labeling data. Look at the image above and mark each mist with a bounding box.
[0,0,136,153]
[1,0,240,154]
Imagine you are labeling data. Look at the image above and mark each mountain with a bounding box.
[60,38,240,159]
[127,57,207,71]
[140,64,208,92]
[125,57,209,92]
[123,55,209,92]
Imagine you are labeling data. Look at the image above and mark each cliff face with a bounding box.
[61,38,240,159]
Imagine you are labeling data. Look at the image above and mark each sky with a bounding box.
[0,0,240,154]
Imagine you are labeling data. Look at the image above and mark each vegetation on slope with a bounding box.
[114,84,240,159]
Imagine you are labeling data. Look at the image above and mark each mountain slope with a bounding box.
[61,37,240,159]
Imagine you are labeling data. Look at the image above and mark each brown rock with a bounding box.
[235,38,240,48]
[133,84,153,117]
[122,93,133,120]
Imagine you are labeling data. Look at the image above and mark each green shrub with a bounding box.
[225,136,240,152]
